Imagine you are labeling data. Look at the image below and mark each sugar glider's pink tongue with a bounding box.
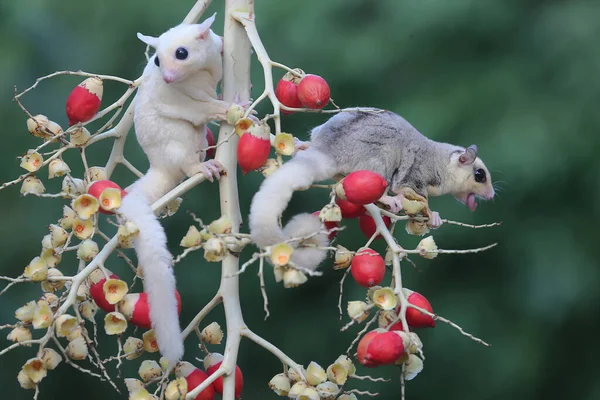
[466,193,477,212]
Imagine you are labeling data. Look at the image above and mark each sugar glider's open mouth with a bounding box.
[455,193,478,212]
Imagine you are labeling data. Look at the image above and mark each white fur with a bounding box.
[249,148,338,271]
[116,15,227,366]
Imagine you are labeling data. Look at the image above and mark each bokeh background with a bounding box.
[1,0,599,399]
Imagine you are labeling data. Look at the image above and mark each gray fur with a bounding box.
[310,108,461,197]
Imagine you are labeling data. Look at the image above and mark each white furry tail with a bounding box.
[249,148,338,271]
[118,168,183,365]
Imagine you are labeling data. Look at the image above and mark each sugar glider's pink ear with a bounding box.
[459,144,478,165]
[137,33,158,48]
[195,12,217,40]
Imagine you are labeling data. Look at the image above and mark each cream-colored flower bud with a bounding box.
[273,265,284,283]
[129,388,157,400]
[26,114,62,139]
[72,194,99,220]
[7,326,32,343]
[60,206,76,229]
[283,269,307,288]
[40,248,61,268]
[165,377,188,400]
[199,228,212,242]
[21,176,45,195]
[404,354,424,380]
[401,197,425,216]
[20,150,43,172]
[270,243,294,267]
[125,378,145,393]
[24,257,48,281]
[208,214,232,235]
[259,158,279,177]
[69,126,91,145]
[85,166,107,182]
[334,355,356,376]
[40,293,59,310]
[333,245,353,270]
[268,373,291,396]
[160,357,169,371]
[202,353,224,370]
[326,362,349,386]
[22,358,47,383]
[118,221,139,248]
[40,348,62,370]
[319,203,342,222]
[41,268,65,292]
[316,382,339,399]
[372,287,398,310]
[201,322,223,345]
[72,218,94,240]
[17,369,36,390]
[180,225,202,248]
[15,301,37,322]
[49,224,69,248]
[347,301,370,323]
[287,367,303,383]
[416,236,438,259]
[123,337,144,360]
[164,197,183,217]
[48,159,71,179]
[305,361,327,386]
[79,300,97,321]
[66,326,85,342]
[99,188,122,212]
[203,237,226,262]
[104,312,127,335]
[139,360,162,382]
[405,219,429,236]
[66,336,88,360]
[62,176,86,196]
[76,284,89,301]
[298,387,320,400]
[337,394,358,400]
[41,234,53,250]
[274,133,295,156]
[366,285,383,301]
[140,330,158,354]
[288,381,309,399]
[226,103,245,125]
[235,118,253,137]
[103,279,129,304]
[405,332,423,354]
[77,239,99,261]
[384,246,393,266]
[55,314,79,338]
[378,309,397,329]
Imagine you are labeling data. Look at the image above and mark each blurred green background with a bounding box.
[1,0,599,399]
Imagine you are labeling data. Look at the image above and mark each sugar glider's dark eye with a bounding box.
[474,168,486,183]
[154,56,160,67]
[175,47,188,60]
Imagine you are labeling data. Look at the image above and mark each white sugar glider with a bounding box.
[117,13,234,366]
[249,109,495,271]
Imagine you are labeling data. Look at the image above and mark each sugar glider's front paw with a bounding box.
[429,211,443,229]
[293,137,311,153]
[198,160,225,182]
[378,194,404,214]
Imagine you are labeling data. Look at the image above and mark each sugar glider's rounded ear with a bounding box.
[459,144,478,165]
[195,12,217,40]
[137,33,158,48]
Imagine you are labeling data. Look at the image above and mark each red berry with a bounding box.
[358,214,391,240]
[207,361,243,398]
[350,248,385,287]
[87,180,126,215]
[363,331,406,366]
[88,269,119,312]
[297,74,330,109]
[186,369,216,400]
[66,77,103,125]
[340,171,388,205]
[237,132,271,174]
[119,291,182,329]
[403,291,435,328]
[356,330,379,367]
[275,79,303,115]
[206,127,216,159]
[336,198,366,219]
[312,211,339,239]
